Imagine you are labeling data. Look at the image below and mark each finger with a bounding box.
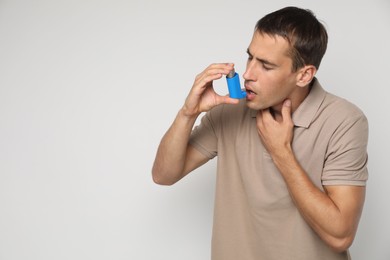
[281,99,292,121]
[206,62,234,72]
[256,110,265,128]
[256,110,262,123]
[204,66,235,79]
[202,63,235,78]
[217,95,240,105]
[196,72,224,85]
[195,70,237,93]
[256,111,268,139]
[192,74,221,93]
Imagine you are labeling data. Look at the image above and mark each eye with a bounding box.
[262,64,272,71]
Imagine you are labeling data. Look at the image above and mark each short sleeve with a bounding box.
[189,106,223,159]
[322,113,369,186]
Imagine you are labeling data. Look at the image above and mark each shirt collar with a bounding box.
[250,78,326,128]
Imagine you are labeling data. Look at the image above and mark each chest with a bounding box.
[217,117,328,211]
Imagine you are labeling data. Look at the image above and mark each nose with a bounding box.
[243,60,256,81]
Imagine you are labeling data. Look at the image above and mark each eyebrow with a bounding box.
[246,48,278,67]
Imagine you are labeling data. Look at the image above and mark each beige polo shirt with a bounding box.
[189,79,368,260]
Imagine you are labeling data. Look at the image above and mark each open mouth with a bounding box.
[244,82,256,95]
[244,84,257,101]
[246,89,256,95]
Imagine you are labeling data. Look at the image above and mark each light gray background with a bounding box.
[0,0,389,259]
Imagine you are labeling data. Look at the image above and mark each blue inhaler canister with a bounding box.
[226,69,247,99]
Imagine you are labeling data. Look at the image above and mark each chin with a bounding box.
[246,99,283,113]
[245,100,263,111]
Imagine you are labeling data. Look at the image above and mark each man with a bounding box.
[152,6,368,260]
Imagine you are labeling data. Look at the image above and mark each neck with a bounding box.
[272,84,311,116]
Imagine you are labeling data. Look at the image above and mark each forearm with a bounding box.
[257,102,365,252]
[152,108,199,185]
[152,63,238,185]
[272,149,361,252]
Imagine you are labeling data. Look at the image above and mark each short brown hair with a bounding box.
[255,7,328,71]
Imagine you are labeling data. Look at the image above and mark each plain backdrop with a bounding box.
[0,0,389,259]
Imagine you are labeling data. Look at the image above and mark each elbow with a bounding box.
[152,173,176,186]
[151,167,178,186]
[327,235,355,253]
[321,218,360,253]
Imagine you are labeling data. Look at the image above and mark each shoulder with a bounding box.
[319,92,369,154]
[303,81,369,148]
[294,79,367,130]
[317,92,368,131]
[323,92,366,119]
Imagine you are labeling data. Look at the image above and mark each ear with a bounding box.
[296,65,317,87]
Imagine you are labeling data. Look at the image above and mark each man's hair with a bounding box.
[255,6,328,72]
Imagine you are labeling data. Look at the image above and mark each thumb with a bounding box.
[281,99,292,120]
[219,94,240,105]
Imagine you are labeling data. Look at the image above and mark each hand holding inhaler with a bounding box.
[226,69,247,99]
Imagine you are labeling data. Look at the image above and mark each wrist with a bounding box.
[180,105,201,120]
[270,145,295,169]
[178,107,200,124]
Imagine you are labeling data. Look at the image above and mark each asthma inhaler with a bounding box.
[226,69,247,99]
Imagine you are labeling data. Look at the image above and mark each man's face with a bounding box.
[243,32,300,112]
